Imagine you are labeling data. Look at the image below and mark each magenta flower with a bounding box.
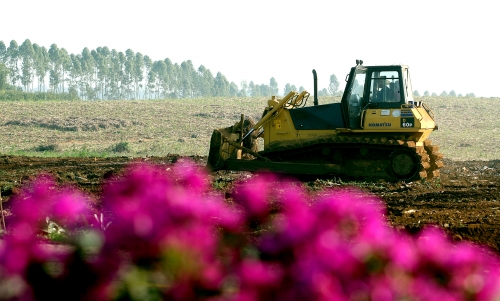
[171,158,209,193]
[232,173,276,221]
[233,259,284,300]
[51,190,90,225]
[10,174,55,226]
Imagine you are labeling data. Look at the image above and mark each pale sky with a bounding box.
[3,0,499,97]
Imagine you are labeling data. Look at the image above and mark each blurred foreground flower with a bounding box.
[0,161,499,301]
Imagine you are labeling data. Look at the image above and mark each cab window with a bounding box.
[369,71,401,103]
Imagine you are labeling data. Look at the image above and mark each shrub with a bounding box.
[110,141,130,153]
[0,90,80,101]
[0,161,499,300]
[33,144,60,152]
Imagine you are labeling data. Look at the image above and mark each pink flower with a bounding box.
[233,173,275,220]
[52,190,90,224]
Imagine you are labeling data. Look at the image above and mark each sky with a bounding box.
[3,0,499,97]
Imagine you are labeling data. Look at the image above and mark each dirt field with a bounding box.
[0,155,499,253]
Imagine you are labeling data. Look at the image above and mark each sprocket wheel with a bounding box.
[390,149,419,180]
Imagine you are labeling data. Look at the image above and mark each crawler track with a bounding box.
[258,136,444,182]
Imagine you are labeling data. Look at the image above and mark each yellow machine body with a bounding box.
[262,103,436,149]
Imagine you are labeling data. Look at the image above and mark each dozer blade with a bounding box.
[207,128,273,172]
[208,117,261,172]
[207,129,225,171]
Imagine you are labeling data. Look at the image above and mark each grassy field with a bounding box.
[0,96,498,161]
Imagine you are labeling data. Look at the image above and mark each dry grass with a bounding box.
[0,98,265,157]
[424,96,500,161]
[0,96,498,161]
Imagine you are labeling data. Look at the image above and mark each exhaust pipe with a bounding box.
[312,69,318,106]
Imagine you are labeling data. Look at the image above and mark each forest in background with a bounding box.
[0,39,344,101]
[0,39,475,101]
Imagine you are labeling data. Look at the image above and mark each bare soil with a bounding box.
[0,155,499,252]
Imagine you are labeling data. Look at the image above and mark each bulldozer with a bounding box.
[207,60,443,182]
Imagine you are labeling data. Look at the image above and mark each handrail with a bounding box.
[422,102,434,119]
[241,91,298,141]
[360,110,366,128]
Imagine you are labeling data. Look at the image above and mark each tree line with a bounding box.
[414,90,475,98]
[0,39,343,100]
[6,39,474,100]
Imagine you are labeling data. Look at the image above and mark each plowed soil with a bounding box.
[0,155,499,252]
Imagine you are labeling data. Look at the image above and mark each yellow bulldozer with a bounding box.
[208,60,443,182]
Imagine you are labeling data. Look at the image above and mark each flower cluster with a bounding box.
[0,160,499,301]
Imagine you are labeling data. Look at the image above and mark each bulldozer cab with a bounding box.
[342,63,415,129]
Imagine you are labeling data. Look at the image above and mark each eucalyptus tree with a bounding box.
[214,72,229,97]
[108,50,124,99]
[0,62,8,90]
[269,77,278,95]
[0,41,7,64]
[143,55,153,99]
[118,51,127,99]
[150,59,167,98]
[133,52,144,99]
[0,42,8,90]
[48,43,61,92]
[7,40,20,87]
[197,65,215,97]
[179,60,191,97]
[80,47,96,99]
[152,60,167,99]
[248,81,256,97]
[259,84,270,96]
[328,74,339,95]
[180,60,196,98]
[32,44,49,92]
[229,82,239,97]
[170,62,181,98]
[122,49,133,99]
[94,46,111,99]
[239,80,248,97]
[90,49,103,99]
[253,84,261,97]
[146,69,156,99]
[19,39,35,91]
[161,58,174,97]
[60,48,71,93]
[283,83,292,95]
[68,54,82,97]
